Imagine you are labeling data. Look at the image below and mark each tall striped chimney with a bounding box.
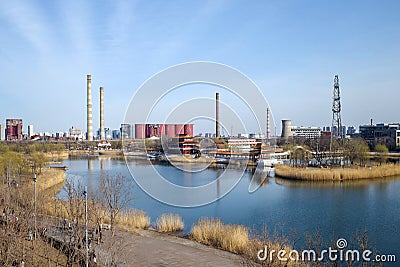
[266,108,270,140]
[100,86,105,140]
[87,74,93,141]
[216,92,220,138]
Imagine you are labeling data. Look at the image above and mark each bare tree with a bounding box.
[374,144,388,165]
[99,174,132,235]
[61,178,86,267]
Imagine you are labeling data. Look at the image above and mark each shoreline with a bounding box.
[275,164,400,181]
[36,168,66,190]
[47,157,392,265]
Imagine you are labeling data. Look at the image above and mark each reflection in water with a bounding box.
[88,158,94,171]
[216,168,224,199]
[248,167,271,192]
[100,157,106,170]
[87,159,95,193]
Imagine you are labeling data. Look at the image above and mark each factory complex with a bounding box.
[2,74,400,153]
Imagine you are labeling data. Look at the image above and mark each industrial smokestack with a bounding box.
[216,92,220,138]
[100,87,105,140]
[266,108,270,140]
[87,74,93,141]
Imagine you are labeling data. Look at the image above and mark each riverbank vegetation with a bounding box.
[156,213,185,232]
[189,218,305,266]
[280,135,400,181]
[275,163,400,181]
[191,218,249,254]
[119,209,151,230]
[0,153,69,265]
[0,141,65,154]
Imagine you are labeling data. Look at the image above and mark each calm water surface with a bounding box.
[60,157,400,258]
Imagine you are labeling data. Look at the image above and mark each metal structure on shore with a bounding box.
[330,75,343,151]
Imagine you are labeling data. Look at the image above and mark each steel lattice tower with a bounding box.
[330,75,343,151]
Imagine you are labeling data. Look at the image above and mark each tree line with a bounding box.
[282,136,390,167]
[0,144,132,266]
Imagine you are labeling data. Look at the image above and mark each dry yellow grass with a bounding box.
[190,218,249,254]
[275,164,400,181]
[156,213,184,232]
[44,150,69,160]
[32,169,151,231]
[246,239,302,266]
[36,168,66,190]
[118,209,151,230]
[191,218,302,266]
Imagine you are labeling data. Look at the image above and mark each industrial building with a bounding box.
[281,120,322,140]
[291,126,321,139]
[121,124,133,139]
[134,124,194,139]
[360,123,400,150]
[6,119,23,140]
[69,126,84,140]
[227,138,258,152]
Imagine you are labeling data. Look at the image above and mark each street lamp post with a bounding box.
[83,186,88,267]
[33,173,37,239]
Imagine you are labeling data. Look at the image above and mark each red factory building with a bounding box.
[135,124,194,139]
[6,119,23,141]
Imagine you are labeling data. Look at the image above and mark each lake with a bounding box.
[60,156,400,261]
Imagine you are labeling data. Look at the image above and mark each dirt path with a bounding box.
[96,228,250,266]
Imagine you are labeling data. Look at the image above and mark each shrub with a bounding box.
[156,213,184,232]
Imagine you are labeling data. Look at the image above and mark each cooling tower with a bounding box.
[281,120,293,139]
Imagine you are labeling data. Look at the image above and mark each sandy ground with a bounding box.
[96,228,251,266]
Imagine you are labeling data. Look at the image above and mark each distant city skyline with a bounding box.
[3,117,397,140]
[1,1,399,134]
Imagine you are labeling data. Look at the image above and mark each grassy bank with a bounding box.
[275,164,400,181]
[156,213,184,232]
[117,213,297,265]
[118,209,151,230]
[36,168,66,190]
[191,218,249,254]
[190,217,298,266]
[44,150,69,160]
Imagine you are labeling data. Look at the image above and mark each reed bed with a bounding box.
[190,218,249,254]
[156,213,185,232]
[36,168,66,190]
[275,164,400,181]
[118,209,151,230]
[190,218,300,265]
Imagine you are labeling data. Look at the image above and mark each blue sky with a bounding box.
[0,0,399,134]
